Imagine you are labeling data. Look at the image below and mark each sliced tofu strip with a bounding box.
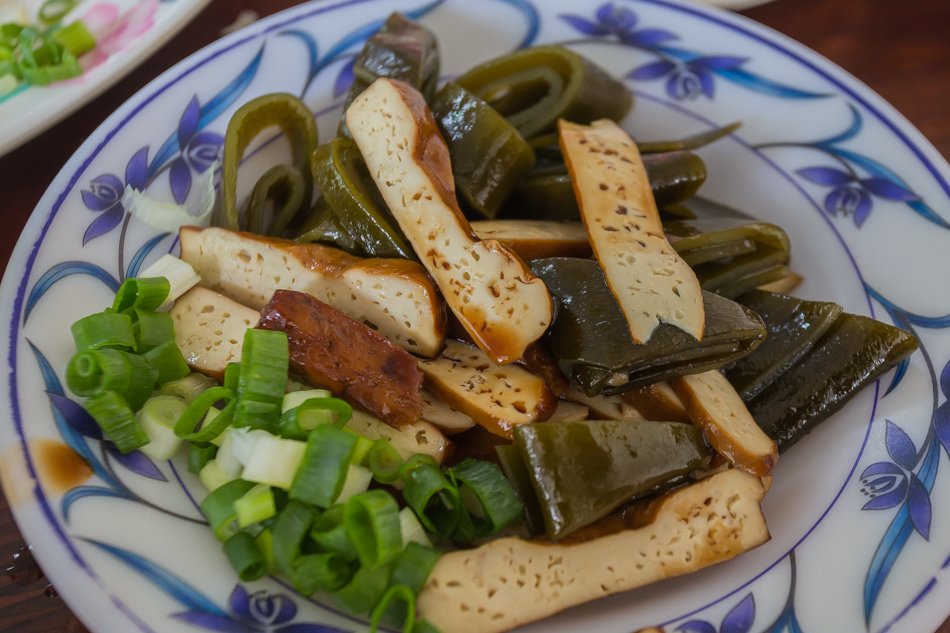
[346,78,553,365]
[420,387,476,435]
[671,370,778,477]
[418,339,557,439]
[622,381,690,423]
[258,289,424,428]
[178,226,445,358]
[559,119,704,343]
[346,411,450,465]
[564,383,645,420]
[471,220,592,260]
[547,398,589,423]
[169,287,258,381]
[417,469,769,633]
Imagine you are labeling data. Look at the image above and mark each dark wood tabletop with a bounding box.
[2,0,949,631]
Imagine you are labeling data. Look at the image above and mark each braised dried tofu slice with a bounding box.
[671,370,778,477]
[418,339,557,439]
[417,469,769,633]
[622,381,690,423]
[420,387,476,435]
[346,77,553,365]
[169,286,258,380]
[564,383,645,420]
[346,411,450,465]
[258,289,424,428]
[559,119,704,343]
[178,226,445,358]
[470,220,592,260]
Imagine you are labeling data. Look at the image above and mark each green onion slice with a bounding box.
[223,532,268,582]
[279,397,353,440]
[367,439,404,484]
[344,490,402,569]
[188,442,218,475]
[398,453,439,481]
[331,563,391,615]
[390,542,442,595]
[130,309,174,352]
[70,312,135,352]
[370,585,416,633]
[161,372,216,405]
[234,484,277,528]
[38,0,75,22]
[112,277,170,313]
[67,348,157,410]
[234,329,289,432]
[199,479,256,541]
[448,459,524,537]
[402,464,461,538]
[51,20,95,57]
[310,504,359,561]
[144,339,190,386]
[174,386,235,441]
[85,390,148,453]
[292,552,354,595]
[271,500,317,578]
[289,425,357,509]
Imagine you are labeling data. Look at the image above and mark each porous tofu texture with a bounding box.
[417,469,770,633]
[418,339,556,439]
[178,226,445,358]
[560,119,705,344]
[671,370,778,477]
[169,286,258,380]
[346,78,553,365]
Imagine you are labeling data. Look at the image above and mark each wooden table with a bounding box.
[1,0,949,631]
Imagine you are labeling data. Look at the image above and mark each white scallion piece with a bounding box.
[121,160,217,233]
[334,464,373,505]
[139,254,201,308]
[199,459,235,492]
[136,395,187,461]
[399,506,431,547]
[241,434,307,489]
[281,388,333,413]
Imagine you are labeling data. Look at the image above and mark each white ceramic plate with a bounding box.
[0,0,213,158]
[3,1,950,632]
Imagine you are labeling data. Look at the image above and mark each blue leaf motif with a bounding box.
[860,177,919,202]
[333,56,355,98]
[277,29,319,84]
[83,539,230,617]
[172,612,257,633]
[596,2,636,31]
[105,443,167,481]
[935,402,950,458]
[862,480,907,510]
[559,14,609,36]
[621,28,677,47]
[941,360,950,398]
[677,621,717,633]
[63,486,134,522]
[884,420,917,470]
[126,147,149,191]
[907,473,932,540]
[797,166,853,186]
[170,157,192,205]
[127,232,172,279]
[277,625,351,633]
[83,206,125,245]
[24,262,121,324]
[692,55,747,71]
[487,0,539,49]
[178,96,200,151]
[628,60,676,80]
[721,593,755,633]
[47,392,102,439]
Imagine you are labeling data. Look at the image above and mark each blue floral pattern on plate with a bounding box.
[3,1,950,633]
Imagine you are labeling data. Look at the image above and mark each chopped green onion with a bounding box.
[234,484,276,528]
[336,464,373,505]
[292,552,353,594]
[85,390,148,453]
[112,277,170,313]
[174,386,235,441]
[38,0,75,22]
[271,500,317,578]
[402,464,461,538]
[254,528,276,575]
[281,389,333,412]
[390,542,442,595]
[398,507,431,548]
[51,20,95,56]
[144,339,190,386]
[130,309,174,353]
[67,348,157,410]
[331,563,391,615]
[223,531,268,582]
[278,397,353,440]
[224,362,241,391]
[345,489,402,569]
[398,453,439,481]
[241,433,307,489]
[137,395,186,460]
[370,584,415,633]
[161,372,216,405]
[137,254,201,308]
[70,312,135,352]
[233,329,289,432]
[310,504,359,561]
[199,479,256,541]
[18,49,80,85]
[289,425,357,508]
[198,459,235,492]
[368,439,404,484]
[350,434,374,466]
[189,442,218,474]
[448,459,524,537]
[411,620,444,633]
